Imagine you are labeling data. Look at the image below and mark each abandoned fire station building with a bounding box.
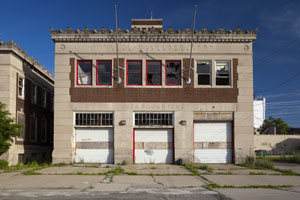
[0,40,54,165]
[51,19,257,164]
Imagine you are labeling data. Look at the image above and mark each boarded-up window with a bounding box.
[135,113,173,126]
[75,113,113,126]
[78,61,92,85]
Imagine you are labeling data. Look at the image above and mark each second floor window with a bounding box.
[31,84,37,104]
[18,77,25,98]
[127,60,142,85]
[146,60,161,86]
[42,90,47,108]
[97,60,112,85]
[197,61,211,85]
[77,60,92,85]
[30,115,37,142]
[166,61,181,86]
[216,61,231,86]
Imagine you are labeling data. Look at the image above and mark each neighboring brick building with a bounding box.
[0,40,54,165]
[51,19,257,164]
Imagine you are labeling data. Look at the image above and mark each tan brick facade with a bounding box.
[51,19,256,164]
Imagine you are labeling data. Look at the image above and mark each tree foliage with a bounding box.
[258,116,290,134]
[0,102,22,154]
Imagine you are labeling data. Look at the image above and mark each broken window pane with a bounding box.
[166,61,181,85]
[78,61,92,85]
[147,61,161,85]
[216,61,230,86]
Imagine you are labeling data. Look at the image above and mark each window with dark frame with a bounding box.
[17,112,25,140]
[216,61,231,86]
[166,61,181,85]
[41,119,47,143]
[30,115,37,141]
[18,77,24,98]
[135,113,173,126]
[31,84,37,104]
[197,61,211,85]
[97,60,112,85]
[146,60,161,85]
[75,113,113,126]
[77,60,92,85]
[42,90,47,108]
[127,60,142,85]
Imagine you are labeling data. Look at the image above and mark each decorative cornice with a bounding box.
[0,40,54,80]
[50,26,257,43]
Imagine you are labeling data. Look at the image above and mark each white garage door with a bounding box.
[134,129,173,163]
[194,122,232,163]
[75,128,114,163]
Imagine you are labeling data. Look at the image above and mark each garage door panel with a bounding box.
[134,129,173,164]
[194,122,232,163]
[75,128,114,163]
[76,128,113,142]
[194,123,232,142]
[135,129,172,142]
[194,149,232,163]
[75,149,114,163]
[135,150,173,163]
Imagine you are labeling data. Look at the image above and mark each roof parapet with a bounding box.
[50,26,257,43]
[0,40,54,80]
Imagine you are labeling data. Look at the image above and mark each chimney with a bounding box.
[131,19,163,31]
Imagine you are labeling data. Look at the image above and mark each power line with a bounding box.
[255,71,300,93]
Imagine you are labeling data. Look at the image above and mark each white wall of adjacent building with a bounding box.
[253,98,266,129]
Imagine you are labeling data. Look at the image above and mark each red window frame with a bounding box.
[77,60,92,86]
[126,60,142,86]
[96,60,112,86]
[146,60,162,86]
[165,60,181,86]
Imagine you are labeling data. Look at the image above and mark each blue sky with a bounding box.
[0,0,300,127]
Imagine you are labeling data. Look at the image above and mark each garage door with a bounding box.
[194,122,232,163]
[134,129,173,163]
[75,128,114,163]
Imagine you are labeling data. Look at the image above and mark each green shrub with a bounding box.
[241,156,255,168]
[198,164,213,172]
[254,160,274,169]
[0,160,8,169]
[121,160,128,165]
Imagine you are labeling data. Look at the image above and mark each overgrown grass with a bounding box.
[114,166,124,175]
[249,172,267,175]
[264,155,300,164]
[205,183,293,189]
[241,157,300,176]
[0,160,9,169]
[21,161,52,175]
[185,163,212,175]
[240,157,274,169]
[198,164,214,173]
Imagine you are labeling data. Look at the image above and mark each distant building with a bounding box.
[50,19,257,164]
[0,40,54,165]
[253,98,266,130]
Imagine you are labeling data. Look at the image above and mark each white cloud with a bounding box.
[260,2,300,37]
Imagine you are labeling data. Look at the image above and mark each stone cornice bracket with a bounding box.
[50,26,257,43]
